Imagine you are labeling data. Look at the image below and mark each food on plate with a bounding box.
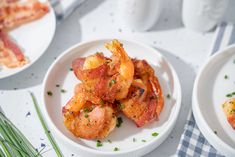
[0,0,49,31]
[222,98,235,129]
[62,84,117,139]
[0,0,49,69]
[72,40,134,102]
[63,40,164,139]
[0,31,27,68]
[119,59,164,127]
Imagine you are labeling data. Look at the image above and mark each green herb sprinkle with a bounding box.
[113,147,119,151]
[152,132,159,137]
[116,117,123,128]
[47,91,53,96]
[96,140,103,147]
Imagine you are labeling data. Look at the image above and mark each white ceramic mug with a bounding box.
[182,0,229,32]
[118,0,163,31]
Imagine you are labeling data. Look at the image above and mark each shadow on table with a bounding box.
[145,47,196,156]
[149,0,183,32]
[0,0,104,90]
[222,0,235,23]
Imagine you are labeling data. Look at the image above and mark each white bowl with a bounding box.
[193,44,235,157]
[42,39,182,157]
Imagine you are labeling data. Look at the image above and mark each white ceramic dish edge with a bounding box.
[192,44,235,157]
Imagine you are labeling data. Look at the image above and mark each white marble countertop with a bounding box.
[0,0,235,156]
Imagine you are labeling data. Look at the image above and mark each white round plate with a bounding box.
[0,0,56,79]
[43,39,182,157]
[193,45,235,157]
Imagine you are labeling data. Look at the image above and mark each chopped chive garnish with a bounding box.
[230,109,235,113]
[116,117,123,128]
[47,91,53,96]
[56,84,60,87]
[141,139,146,142]
[133,138,136,142]
[214,131,217,134]
[107,139,112,143]
[166,94,171,99]
[226,92,235,98]
[109,79,116,87]
[226,94,233,98]
[83,108,91,113]
[152,132,159,137]
[30,92,63,157]
[113,147,119,151]
[96,140,103,147]
[119,103,125,110]
[224,75,228,79]
[60,89,66,93]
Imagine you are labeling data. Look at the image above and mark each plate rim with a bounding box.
[42,38,182,155]
[0,5,56,79]
[192,44,235,157]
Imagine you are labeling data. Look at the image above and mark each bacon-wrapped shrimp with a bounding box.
[222,98,235,129]
[119,59,164,127]
[72,40,134,103]
[63,40,165,139]
[62,84,116,139]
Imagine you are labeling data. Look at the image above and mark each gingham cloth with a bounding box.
[176,113,224,157]
[176,22,235,157]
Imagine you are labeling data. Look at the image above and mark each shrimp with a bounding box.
[119,59,164,127]
[222,98,235,129]
[105,39,134,100]
[62,84,116,139]
[72,39,134,102]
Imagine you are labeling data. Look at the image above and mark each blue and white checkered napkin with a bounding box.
[176,113,224,157]
[176,23,235,157]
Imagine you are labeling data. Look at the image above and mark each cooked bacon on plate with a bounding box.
[0,0,49,69]
[0,31,27,68]
[0,0,49,31]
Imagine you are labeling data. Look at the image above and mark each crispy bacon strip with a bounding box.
[0,0,18,6]
[0,0,49,31]
[0,0,49,69]
[0,30,27,68]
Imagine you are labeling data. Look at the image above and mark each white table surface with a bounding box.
[0,0,235,156]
